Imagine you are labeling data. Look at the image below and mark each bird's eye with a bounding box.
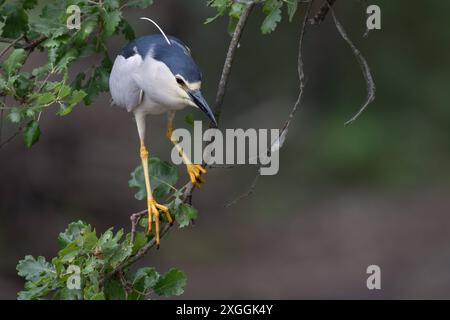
[176,77,185,86]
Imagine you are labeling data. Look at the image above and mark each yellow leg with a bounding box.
[140,140,172,247]
[166,113,206,188]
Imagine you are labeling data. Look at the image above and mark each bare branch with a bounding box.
[213,3,255,124]
[129,209,147,243]
[182,3,255,202]
[0,127,22,149]
[0,35,24,59]
[310,0,337,25]
[226,0,314,206]
[225,168,260,207]
[330,8,376,125]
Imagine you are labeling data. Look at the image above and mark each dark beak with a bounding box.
[188,90,217,127]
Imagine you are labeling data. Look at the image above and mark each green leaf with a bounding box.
[286,0,298,22]
[55,84,71,99]
[0,75,7,92]
[173,203,198,228]
[36,92,56,105]
[23,120,40,148]
[17,255,55,282]
[58,241,81,263]
[17,282,51,300]
[120,20,135,41]
[131,267,160,299]
[8,108,22,123]
[261,0,283,34]
[109,242,133,268]
[74,18,97,46]
[2,49,27,76]
[126,0,154,9]
[58,221,88,249]
[229,2,244,19]
[83,256,101,275]
[57,103,72,116]
[84,284,105,300]
[131,231,148,254]
[59,90,86,116]
[104,279,126,300]
[104,0,120,10]
[102,10,122,37]
[31,63,52,78]
[129,157,178,200]
[1,8,28,38]
[89,292,106,300]
[55,48,79,71]
[53,288,83,300]
[154,268,187,297]
[66,90,87,107]
[21,0,38,10]
[81,226,98,251]
[205,0,232,24]
[184,113,195,126]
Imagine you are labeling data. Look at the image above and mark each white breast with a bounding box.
[110,53,190,115]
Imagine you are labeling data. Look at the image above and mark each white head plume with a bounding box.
[139,17,171,45]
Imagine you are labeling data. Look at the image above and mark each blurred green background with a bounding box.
[1,0,450,299]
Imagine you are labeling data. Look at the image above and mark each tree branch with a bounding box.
[330,7,375,125]
[213,3,255,123]
[226,0,314,206]
[309,0,337,25]
[182,3,255,203]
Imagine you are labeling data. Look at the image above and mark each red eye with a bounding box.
[176,77,185,85]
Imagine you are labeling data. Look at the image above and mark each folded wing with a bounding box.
[109,54,144,112]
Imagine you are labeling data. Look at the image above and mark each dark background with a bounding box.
[1,0,450,299]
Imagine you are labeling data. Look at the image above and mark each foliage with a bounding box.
[206,0,299,34]
[17,222,187,300]
[0,0,154,148]
[16,157,194,300]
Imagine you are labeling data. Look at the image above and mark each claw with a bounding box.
[146,199,172,246]
[187,164,207,187]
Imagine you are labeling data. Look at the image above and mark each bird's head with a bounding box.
[171,71,217,128]
[122,30,217,127]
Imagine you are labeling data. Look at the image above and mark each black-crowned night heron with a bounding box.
[109,19,217,246]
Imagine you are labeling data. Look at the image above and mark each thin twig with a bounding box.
[0,35,23,59]
[129,209,147,243]
[24,35,48,51]
[330,8,376,125]
[0,127,22,149]
[212,4,255,123]
[309,0,337,25]
[182,3,255,204]
[226,168,260,207]
[226,0,314,206]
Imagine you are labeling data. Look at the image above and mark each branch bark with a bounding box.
[310,0,337,25]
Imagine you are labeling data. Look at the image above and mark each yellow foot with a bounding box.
[186,164,206,188]
[146,199,173,247]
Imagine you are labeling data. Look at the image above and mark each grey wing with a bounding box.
[109,54,144,112]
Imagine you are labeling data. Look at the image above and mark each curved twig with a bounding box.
[330,8,376,125]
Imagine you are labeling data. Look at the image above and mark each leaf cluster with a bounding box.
[16,156,195,299]
[17,220,187,300]
[206,0,299,34]
[0,0,154,147]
